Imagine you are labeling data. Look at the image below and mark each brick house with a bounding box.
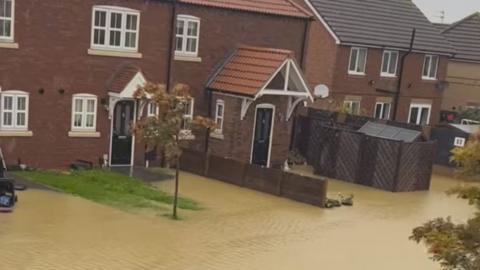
[295,0,454,126]
[0,0,313,169]
[437,13,480,116]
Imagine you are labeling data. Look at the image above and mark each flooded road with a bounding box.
[0,170,476,270]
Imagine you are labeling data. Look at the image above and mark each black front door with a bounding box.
[111,100,134,165]
[252,107,273,166]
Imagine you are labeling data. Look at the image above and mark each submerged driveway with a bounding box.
[0,171,475,270]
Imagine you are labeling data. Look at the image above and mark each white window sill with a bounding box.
[88,48,142,59]
[380,74,397,78]
[174,53,202,62]
[0,42,19,49]
[0,130,33,137]
[421,77,437,81]
[348,71,366,76]
[68,131,101,138]
[210,132,224,140]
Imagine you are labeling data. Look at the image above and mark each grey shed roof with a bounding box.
[308,0,454,55]
[358,122,422,142]
[441,13,480,62]
[450,124,480,134]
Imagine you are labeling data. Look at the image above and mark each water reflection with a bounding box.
[0,170,475,270]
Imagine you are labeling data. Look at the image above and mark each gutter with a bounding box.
[166,0,177,92]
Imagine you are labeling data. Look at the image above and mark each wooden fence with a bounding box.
[294,115,435,192]
[180,150,328,207]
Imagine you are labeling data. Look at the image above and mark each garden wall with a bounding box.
[180,149,328,207]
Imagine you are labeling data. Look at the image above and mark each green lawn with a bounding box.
[16,170,199,212]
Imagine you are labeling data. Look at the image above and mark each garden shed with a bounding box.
[431,124,480,166]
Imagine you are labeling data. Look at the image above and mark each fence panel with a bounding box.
[180,149,206,176]
[244,165,283,195]
[281,173,328,206]
[207,155,247,186]
[397,141,435,192]
[370,138,401,191]
[335,131,363,183]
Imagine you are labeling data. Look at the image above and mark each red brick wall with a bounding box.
[0,0,308,168]
[209,93,295,168]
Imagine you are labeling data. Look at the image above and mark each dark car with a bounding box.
[0,179,16,212]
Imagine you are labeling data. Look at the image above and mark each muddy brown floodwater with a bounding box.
[0,169,476,270]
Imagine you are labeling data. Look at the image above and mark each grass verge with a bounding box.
[15,169,200,211]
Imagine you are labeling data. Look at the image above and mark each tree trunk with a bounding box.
[173,154,180,219]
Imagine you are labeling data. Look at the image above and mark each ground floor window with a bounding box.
[343,100,360,115]
[409,103,431,125]
[71,94,97,131]
[214,100,224,134]
[147,102,158,117]
[0,90,29,130]
[182,98,194,131]
[374,102,391,120]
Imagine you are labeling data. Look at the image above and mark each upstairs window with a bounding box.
[348,47,367,75]
[175,15,200,57]
[91,6,140,51]
[422,55,439,80]
[214,100,224,134]
[374,102,391,120]
[72,94,97,131]
[0,0,13,41]
[1,90,28,130]
[381,50,398,77]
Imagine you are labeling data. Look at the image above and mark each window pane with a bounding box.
[17,97,26,111]
[430,56,438,78]
[86,99,95,113]
[126,14,137,30]
[0,0,12,17]
[357,49,366,73]
[95,10,106,27]
[109,30,121,46]
[74,114,82,127]
[375,103,383,118]
[94,29,105,45]
[3,112,12,126]
[74,99,83,113]
[383,103,391,119]
[349,49,358,71]
[176,20,184,35]
[217,104,223,117]
[389,52,398,74]
[0,20,10,37]
[187,21,198,36]
[175,37,183,51]
[381,52,390,73]
[420,108,430,125]
[409,107,419,124]
[3,96,12,110]
[423,56,431,77]
[16,112,25,126]
[110,12,122,28]
[352,102,360,114]
[86,114,94,127]
[186,38,197,52]
[125,32,136,48]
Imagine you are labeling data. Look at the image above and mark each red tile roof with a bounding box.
[107,64,142,93]
[179,0,312,19]
[207,45,294,96]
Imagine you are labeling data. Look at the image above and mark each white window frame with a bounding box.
[214,100,224,134]
[348,47,367,75]
[343,100,361,115]
[374,102,391,120]
[454,137,466,147]
[71,94,98,131]
[175,15,200,57]
[0,90,28,130]
[422,55,439,80]
[0,0,14,42]
[90,6,140,52]
[380,50,398,77]
[147,102,158,117]
[408,103,432,125]
[181,97,194,131]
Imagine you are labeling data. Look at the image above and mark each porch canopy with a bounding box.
[206,45,313,120]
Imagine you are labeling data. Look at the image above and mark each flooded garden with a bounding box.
[0,169,476,270]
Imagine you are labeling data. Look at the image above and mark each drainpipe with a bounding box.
[392,28,416,121]
[166,0,177,92]
[300,18,312,70]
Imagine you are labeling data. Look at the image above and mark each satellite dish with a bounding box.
[314,84,329,99]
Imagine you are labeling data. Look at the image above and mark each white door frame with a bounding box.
[109,99,137,167]
[250,103,275,168]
